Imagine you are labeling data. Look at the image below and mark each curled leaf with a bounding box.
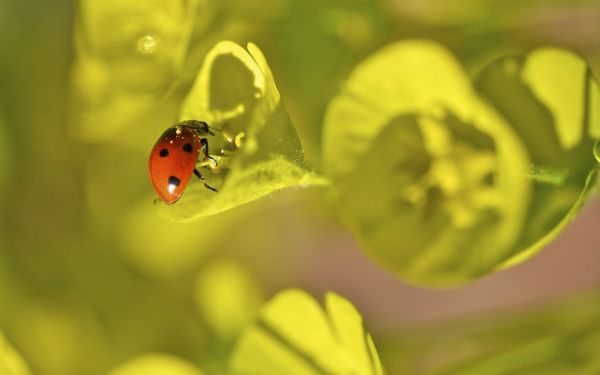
[323,40,531,286]
[107,354,204,375]
[69,0,200,141]
[159,41,326,220]
[230,289,384,375]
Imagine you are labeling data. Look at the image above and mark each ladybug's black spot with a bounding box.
[182,143,193,153]
[168,176,180,187]
[159,148,169,157]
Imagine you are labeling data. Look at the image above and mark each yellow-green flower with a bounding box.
[323,40,599,286]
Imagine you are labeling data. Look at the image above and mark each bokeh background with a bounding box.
[0,0,599,374]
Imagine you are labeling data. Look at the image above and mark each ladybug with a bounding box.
[148,120,218,205]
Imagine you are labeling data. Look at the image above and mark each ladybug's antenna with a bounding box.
[207,126,221,132]
[178,119,222,136]
[206,124,222,134]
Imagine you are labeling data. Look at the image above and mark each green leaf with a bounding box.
[230,289,384,375]
[323,40,531,286]
[0,333,32,375]
[107,354,204,375]
[195,260,263,340]
[69,0,200,141]
[159,41,326,220]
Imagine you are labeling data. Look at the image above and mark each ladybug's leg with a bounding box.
[200,138,218,167]
[193,168,218,192]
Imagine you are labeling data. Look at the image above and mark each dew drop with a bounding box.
[136,35,157,55]
[234,132,246,148]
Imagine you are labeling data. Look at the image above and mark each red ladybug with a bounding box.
[148,120,217,205]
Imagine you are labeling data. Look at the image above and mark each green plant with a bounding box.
[2,0,600,374]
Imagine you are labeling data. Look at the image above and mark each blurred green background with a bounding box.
[0,0,599,374]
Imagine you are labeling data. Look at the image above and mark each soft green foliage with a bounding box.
[195,260,263,339]
[160,41,326,220]
[3,1,600,374]
[70,0,199,141]
[117,198,251,277]
[0,111,8,195]
[107,354,204,375]
[381,292,600,374]
[0,333,32,375]
[323,40,599,286]
[11,301,105,375]
[230,289,384,375]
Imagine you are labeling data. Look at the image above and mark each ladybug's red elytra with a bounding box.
[148,120,218,205]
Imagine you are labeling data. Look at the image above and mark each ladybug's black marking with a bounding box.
[182,143,193,153]
[168,176,180,187]
[159,148,169,157]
